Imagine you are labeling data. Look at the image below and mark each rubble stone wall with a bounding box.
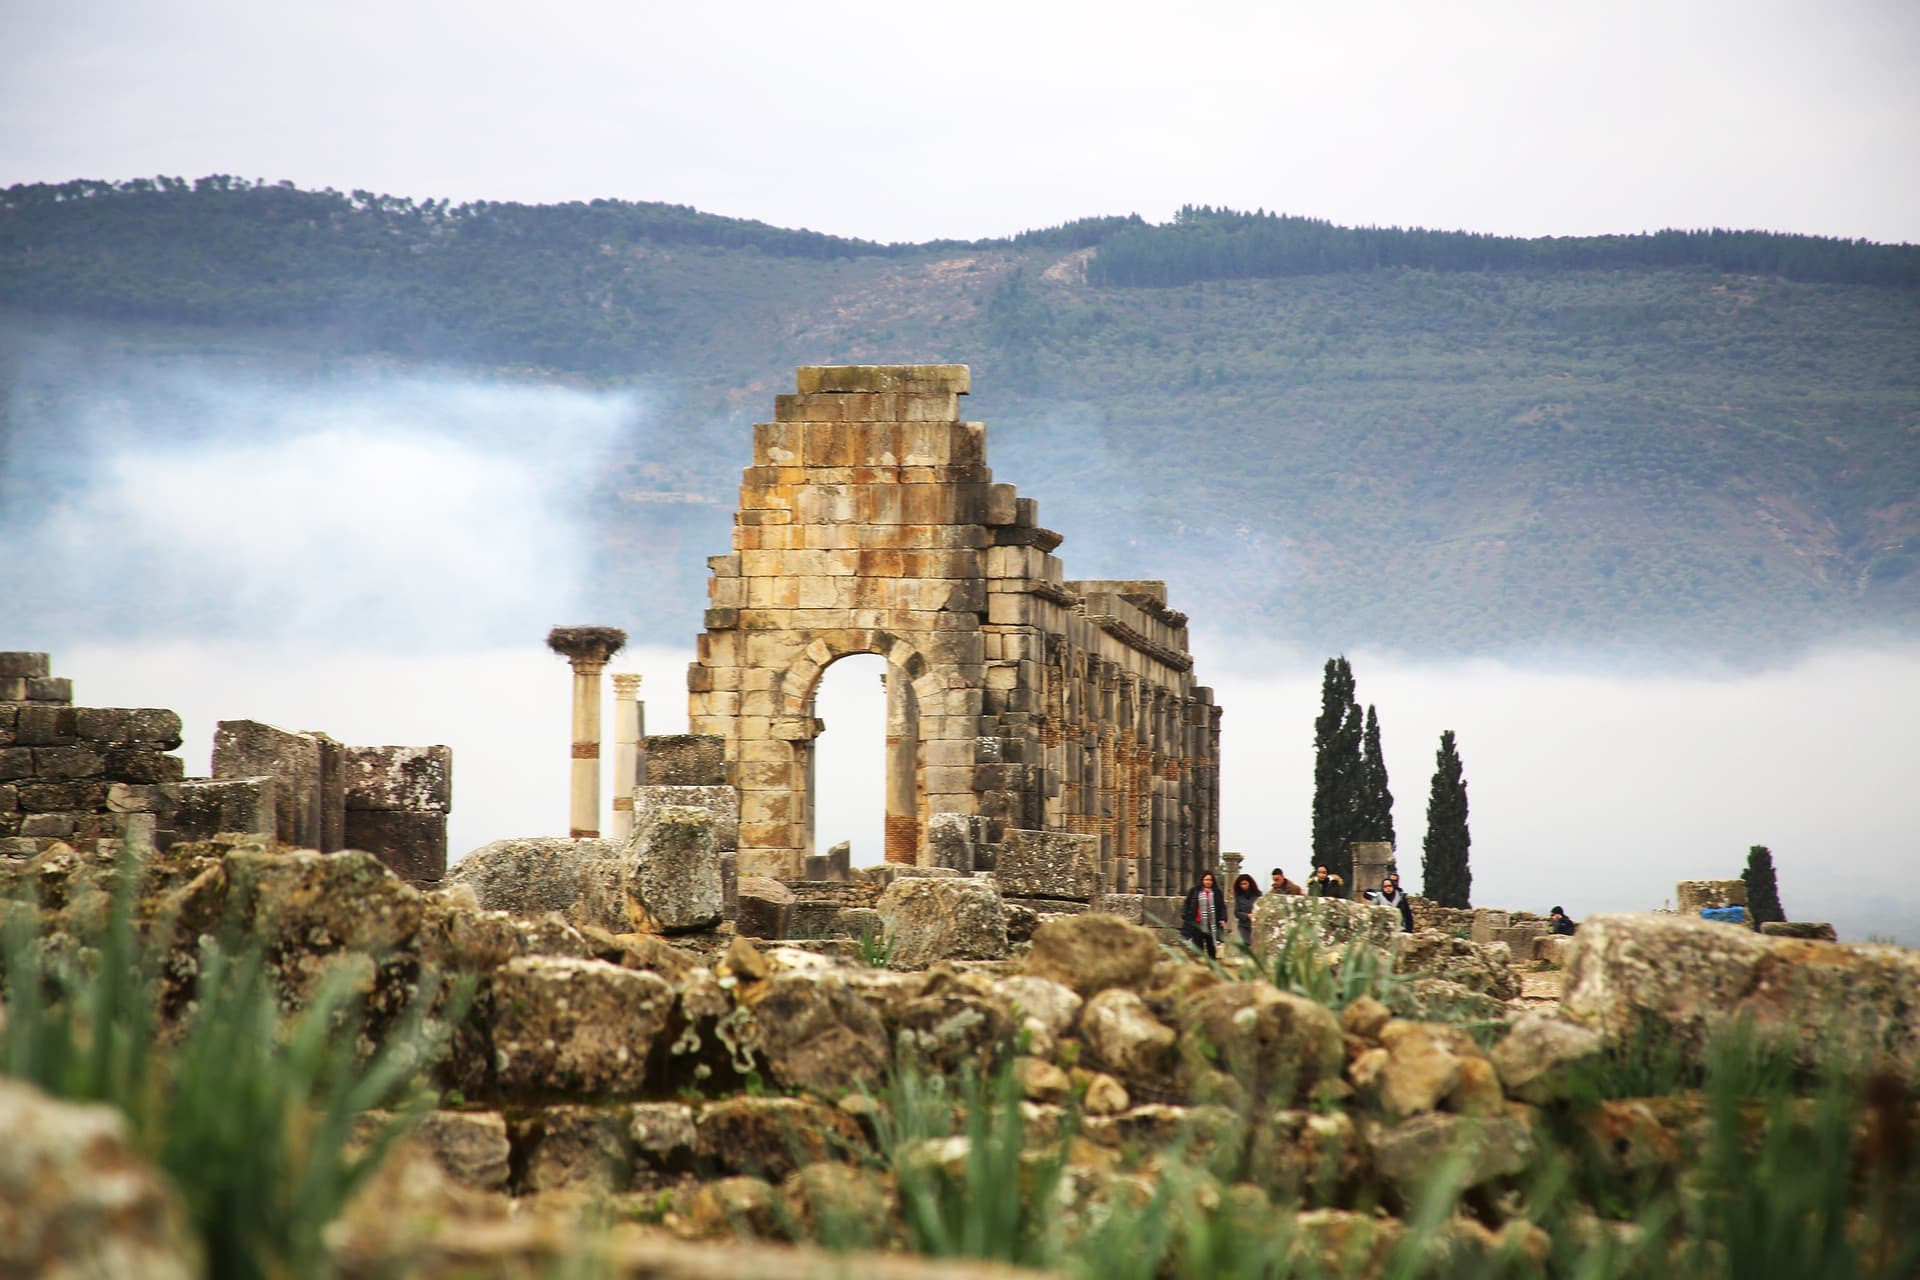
[687,366,1222,889]
[0,651,183,855]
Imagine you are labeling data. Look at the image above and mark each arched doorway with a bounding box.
[810,652,887,867]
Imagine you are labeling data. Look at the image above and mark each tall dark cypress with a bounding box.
[1312,657,1363,885]
[1742,845,1786,925]
[1421,729,1472,907]
[1359,704,1395,846]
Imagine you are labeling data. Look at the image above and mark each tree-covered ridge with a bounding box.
[1085,205,1920,289]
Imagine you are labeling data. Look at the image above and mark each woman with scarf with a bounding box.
[1230,873,1263,948]
[1182,871,1227,959]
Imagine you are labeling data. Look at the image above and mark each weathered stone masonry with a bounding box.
[683,365,1221,893]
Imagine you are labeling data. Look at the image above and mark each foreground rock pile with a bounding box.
[3,838,1916,1279]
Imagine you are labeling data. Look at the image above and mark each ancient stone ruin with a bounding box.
[0,651,452,881]
[668,364,1222,902]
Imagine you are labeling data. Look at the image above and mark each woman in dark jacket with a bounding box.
[1181,872,1227,959]
[1231,873,1262,948]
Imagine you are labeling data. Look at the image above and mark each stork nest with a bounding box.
[546,625,628,661]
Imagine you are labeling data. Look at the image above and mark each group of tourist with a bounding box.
[1179,862,1434,957]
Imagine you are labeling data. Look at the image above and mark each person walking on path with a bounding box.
[1270,867,1306,897]
[1182,872,1226,959]
[1306,865,1344,898]
[1231,873,1263,947]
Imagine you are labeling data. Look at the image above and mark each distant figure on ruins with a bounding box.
[1306,865,1344,898]
[1182,872,1227,959]
[1270,867,1306,898]
[1231,873,1263,946]
[1369,875,1414,932]
[1549,906,1578,935]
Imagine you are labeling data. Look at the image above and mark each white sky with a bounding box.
[4,0,1917,244]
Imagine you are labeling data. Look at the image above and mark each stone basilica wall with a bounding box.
[686,366,1221,892]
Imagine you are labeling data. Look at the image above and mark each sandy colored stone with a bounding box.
[1022,912,1160,998]
[877,875,1008,966]
[487,956,674,1096]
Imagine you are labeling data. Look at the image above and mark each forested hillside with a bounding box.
[5,178,1917,661]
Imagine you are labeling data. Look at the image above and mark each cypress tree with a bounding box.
[1421,729,1472,907]
[1311,657,1363,885]
[1742,845,1786,924]
[1358,704,1395,845]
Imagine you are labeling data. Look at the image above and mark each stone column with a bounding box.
[1350,840,1395,901]
[547,626,627,839]
[609,672,644,841]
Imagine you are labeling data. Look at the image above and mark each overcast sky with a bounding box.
[5,0,1917,244]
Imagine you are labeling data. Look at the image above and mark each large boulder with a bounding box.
[1369,1107,1536,1203]
[0,1078,199,1280]
[446,837,616,918]
[1562,912,1920,1070]
[1022,913,1161,998]
[1491,1013,1605,1105]
[1250,894,1402,957]
[993,974,1084,1058]
[484,956,675,1096]
[625,805,724,933]
[876,876,1009,967]
[1080,988,1179,1088]
[1393,931,1521,1002]
[1175,981,1344,1106]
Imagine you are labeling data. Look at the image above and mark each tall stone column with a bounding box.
[546,626,627,839]
[609,672,644,841]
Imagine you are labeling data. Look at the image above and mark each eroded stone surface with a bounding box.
[877,875,1008,967]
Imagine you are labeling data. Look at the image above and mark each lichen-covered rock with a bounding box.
[742,969,891,1095]
[627,805,723,933]
[736,876,795,939]
[894,968,1014,1071]
[486,956,674,1096]
[1563,912,1920,1070]
[1080,988,1178,1087]
[1246,1109,1363,1201]
[1250,894,1402,957]
[412,1110,512,1191]
[877,876,1008,967]
[509,1104,632,1192]
[1393,930,1521,1001]
[1387,976,1510,1025]
[1491,1013,1605,1104]
[1022,913,1160,998]
[1374,1020,1464,1117]
[693,1097,870,1181]
[1175,981,1344,1106]
[995,829,1101,900]
[1369,1107,1536,1202]
[0,1078,198,1280]
[226,846,423,955]
[447,837,617,918]
[993,974,1083,1058]
[685,1175,783,1239]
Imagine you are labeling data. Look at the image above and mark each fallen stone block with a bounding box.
[632,784,738,853]
[995,828,1100,900]
[1564,912,1920,1071]
[214,720,323,849]
[168,776,278,844]
[1023,912,1160,998]
[876,875,1008,967]
[1251,893,1402,957]
[627,805,723,933]
[1760,920,1837,942]
[736,876,796,939]
[446,836,619,920]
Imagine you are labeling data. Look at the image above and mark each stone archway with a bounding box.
[686,364,1222,887]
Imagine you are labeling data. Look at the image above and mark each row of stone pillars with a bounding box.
[545,626,647,841]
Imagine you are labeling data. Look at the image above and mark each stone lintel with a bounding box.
[795,365,970,396]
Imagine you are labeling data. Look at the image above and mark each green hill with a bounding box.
[5,178,1918,660]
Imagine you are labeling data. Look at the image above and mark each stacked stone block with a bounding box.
[0,652,183,854]
[688,366,1222,889]
[343,745,452,884]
